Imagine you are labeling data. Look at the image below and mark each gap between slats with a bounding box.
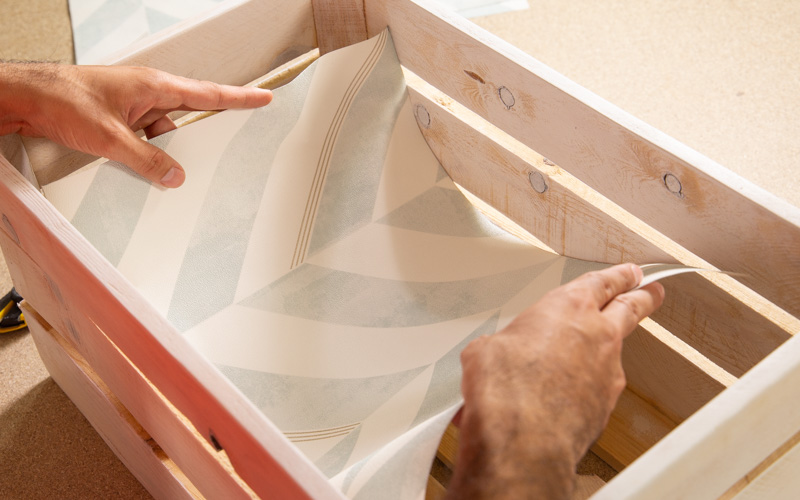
[402,66,799,344]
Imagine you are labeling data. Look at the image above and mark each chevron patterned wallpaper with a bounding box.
[46,30,582,499]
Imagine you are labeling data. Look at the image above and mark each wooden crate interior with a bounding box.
[1,0,799,498]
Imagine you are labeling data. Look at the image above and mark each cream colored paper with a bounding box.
[43,31,702,499]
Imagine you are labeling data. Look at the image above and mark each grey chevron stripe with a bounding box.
[377,185,508,238]
[166,62,317,332]
[70,159,156,266]
[73,0,142,58]
[317,426,363,478]
[215,363,428,431]
[291,30,387,268]
[304,32,407,259]
[239,260,555,328]
[410,312,499,428]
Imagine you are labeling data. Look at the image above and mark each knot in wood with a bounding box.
[2,214,20,245]
[44,274,65,305]
[209,430,224,451]
[66,320,81,346]
[464,70,485,84]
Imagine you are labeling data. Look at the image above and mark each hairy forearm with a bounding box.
[0,62,59,136]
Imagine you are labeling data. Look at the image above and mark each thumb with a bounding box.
[107,127,185,188]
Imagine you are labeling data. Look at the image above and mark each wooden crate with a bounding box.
[2,0,800,498]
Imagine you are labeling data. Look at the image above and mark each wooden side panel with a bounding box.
[592,389,676,471]
[731,442,800,500]
[437,389,675,475]
[720,429,800,500]
[574,475,606,500]
[592,333,800,499]
[366,0,800,317]
[0,160,340,499]
[655,274,788,377]
[405,81,673,265]
[622,323,731,423]
[435,424,459,471]
[25,304,198,500]
[312,0,368,54]
[1,228,254,498]
[405,82,790,379]
[425,475,447,500]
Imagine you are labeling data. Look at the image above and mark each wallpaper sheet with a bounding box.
[68,0,529,64]
[46,31,638,498]
[69,0,225,64]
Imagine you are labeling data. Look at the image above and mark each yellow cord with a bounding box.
[0,301,25,333]
[0,323,26,334]
[0,300,12,318]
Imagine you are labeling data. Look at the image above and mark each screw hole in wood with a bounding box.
[498,86,515,109]
[529,171,548,193]
[414,104,431,128]
[663,173,684,198]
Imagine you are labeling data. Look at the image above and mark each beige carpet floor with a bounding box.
[1,0,798,498]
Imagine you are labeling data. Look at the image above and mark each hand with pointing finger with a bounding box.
[0,62,272,188]
[448,264,665,500]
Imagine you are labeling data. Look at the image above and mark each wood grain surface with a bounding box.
[366,0,800,318]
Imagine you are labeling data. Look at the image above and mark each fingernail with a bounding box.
[160,167,185,188]
[631,264,643,284]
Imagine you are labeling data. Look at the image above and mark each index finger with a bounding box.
[164,77,273,111]
[574,263,644,307]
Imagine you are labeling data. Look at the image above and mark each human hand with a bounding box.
[447,263,664,499]
[0,63,273,187]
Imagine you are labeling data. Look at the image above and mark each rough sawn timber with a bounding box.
[365,0,800,318]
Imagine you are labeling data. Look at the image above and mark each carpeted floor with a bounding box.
[1,0,798,498]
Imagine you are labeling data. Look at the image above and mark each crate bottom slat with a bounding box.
[24,303,200,499]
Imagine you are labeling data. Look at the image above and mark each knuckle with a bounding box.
[459,340,478,364]
[559,280,583,298]
[616,294,643,321]
[462,335,489,355]
[96,124,130,155]
[132,66,162,91]
[100,122,125,142]
[201,80,225,108]
[136,148,169,179]
[587,272,614,298]
[460,335,497,370]
[596,322,619,343]
[562,286,591,309]
[613,371,627,396]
